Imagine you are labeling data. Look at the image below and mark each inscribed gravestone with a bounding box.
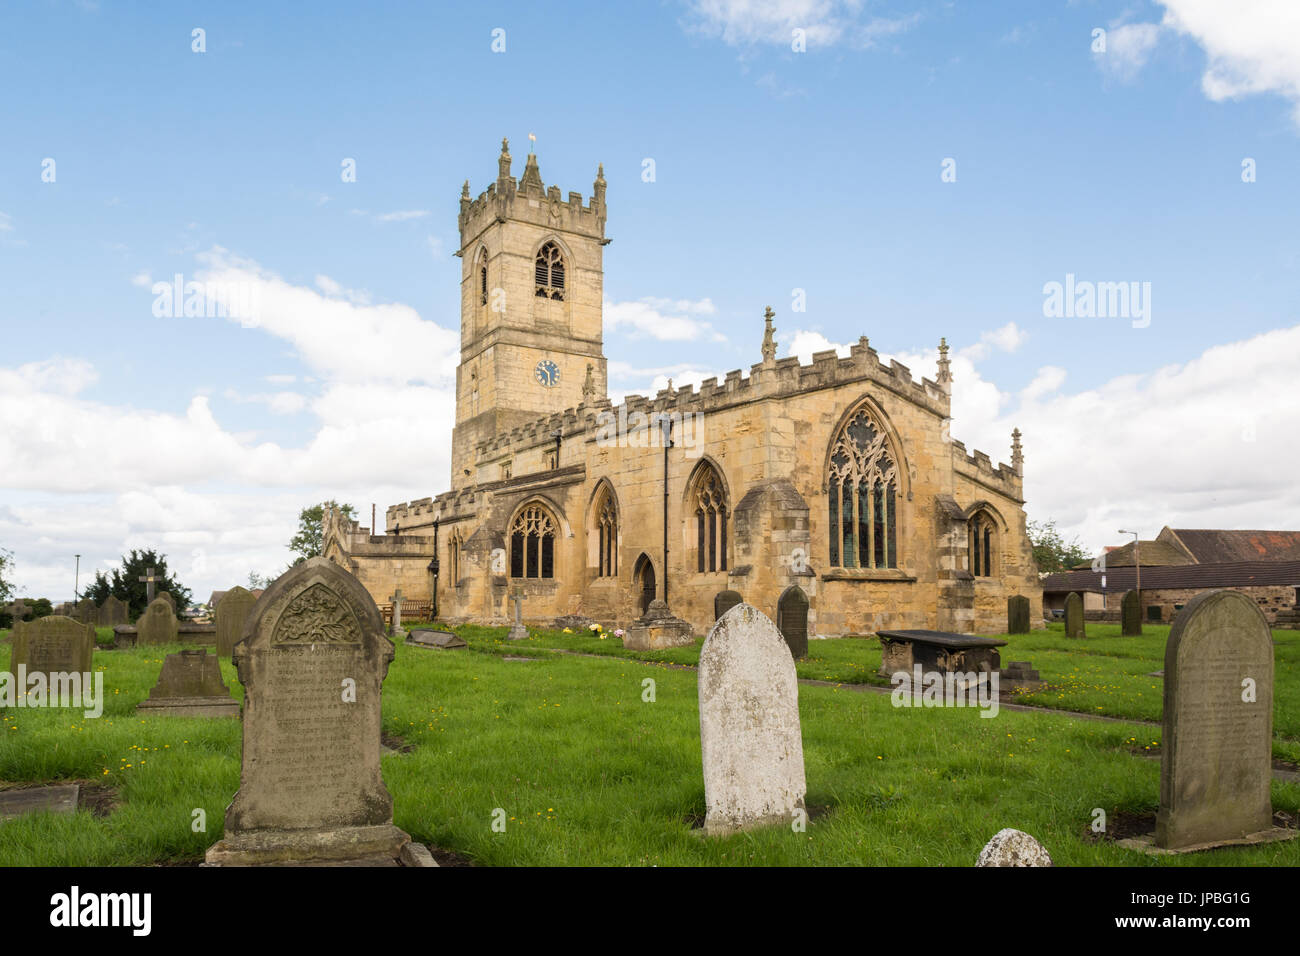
[156,591,176,614]
[205,557,412,865]
[776,587,809,659]
[136,597,179,645]
[6,615,95,680]
[215,586,257,658]
[138,649,239,717]
[1007,595,1030,635]
[1121,589,1142,636]
[713,590,742,621]
[698,602,806,835]
[1156,589,1275,850]
[1064,592,1085,639]
[100,595,129,627]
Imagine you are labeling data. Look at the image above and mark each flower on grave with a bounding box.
[613,628,625,638]
[562,627,573,634]
[590,623,601,632]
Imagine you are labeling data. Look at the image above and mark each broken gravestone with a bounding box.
[975,828,1053,866]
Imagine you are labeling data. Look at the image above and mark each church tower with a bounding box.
[450,139,609,489]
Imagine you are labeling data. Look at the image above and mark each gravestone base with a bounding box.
[699,805,804,838]
[622,617,693,650]
[1118,827,1297,856]
[506,624,529,641]
[0,784,80,820]
[137,696,240,718]
[204,822,420,866]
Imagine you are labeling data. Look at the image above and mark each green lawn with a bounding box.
[1,627,1297,866]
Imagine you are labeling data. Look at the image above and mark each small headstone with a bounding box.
[1156,589,1276,850]
[975,828,1052,866]
[137,649,239,717]
[698,603,806,835]
[5,615,95,681]
[407,629,468,650]
[74,601,99,626]
[776,587,810,659]
[205,557,414,865]
[507,591,528,641]
[215,586,257,658]
[1007,595,1030,634]
[100,595,129,627]
[1121,589,1142,636]
[156,590,176,614]
[1064,592,1085,639]
[0,784,81,821]
[713,590,742,621]
[135,597,179,645]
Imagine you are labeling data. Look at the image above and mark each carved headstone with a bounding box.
[713,590,742,621]
[5,615,95,680]
[135,597,179,645]
[1007,595,1030,634]
[698,603,806,835]
[776,587,809,659]
[215,586,257,658]
[1064,592,1085,639]
[1121,589,1142,636]
[205,557,413,865]
[137,649,239,717]
[100,595,129,627]
[1156,590,1275,850]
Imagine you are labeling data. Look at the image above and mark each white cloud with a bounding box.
[786,329,852,362]
[374,210,430,223]
[0,212,13,232]
[961,321,1027,361]
[223,388,309,416]
[681,0,921,48]
[604,297,722,341]
[1096,21,1162,81]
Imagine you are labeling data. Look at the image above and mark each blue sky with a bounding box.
[2,0,1299,600]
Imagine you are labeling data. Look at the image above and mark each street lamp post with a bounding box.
[659,413,673,608]
[1118,529,1140,609]
[74,554,80,606]
[429,511,441,621]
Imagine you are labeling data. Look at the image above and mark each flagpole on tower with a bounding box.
[528,132,536,153]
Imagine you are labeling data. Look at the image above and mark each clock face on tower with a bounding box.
[534,359,560,387]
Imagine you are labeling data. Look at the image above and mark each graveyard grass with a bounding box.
[0,626,1297,866]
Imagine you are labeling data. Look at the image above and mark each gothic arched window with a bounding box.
[828,407,899,569]
[535,241,565,300]
[510,505,557,579]
[596,489,617,577]
[968,512,996,577]
[692,466,728,573]
[449,532,462,586]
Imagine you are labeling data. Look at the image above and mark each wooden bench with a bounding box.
[379,601,431,627]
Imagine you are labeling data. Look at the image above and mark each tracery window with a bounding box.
[968,513,996,577]
[828,407,899,569]
[510,505,556,579]
[534,241,565,300]
[595,490,617,577]
[693,466,728,573]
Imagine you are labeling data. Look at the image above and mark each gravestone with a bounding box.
[387,588,404,636]
[622,598,693,650]
[1064,592,1085,639]
[3,599,28,638]
[74,601,99,627]
[1121,589,1142,636]
[156,591,176,614]
[976,828,1052,866]
[205,557,415,865]
[776,586,809,659]
[713,590,742,621]
[698,603,806,835]
[100,595,129,627]
[137,649,239,717]
[1007,595,1030,634]
[5,615,95,680]
[135,597,179,645]
[215,586,257,658]
[0,784,80,821]
[1155,589,1278,850]
[407,629,468,650]
[506,591,528,641]
[138,566,159,605]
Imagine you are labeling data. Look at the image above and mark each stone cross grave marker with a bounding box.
[205,557,413,865]
[1007,595,1031,634]
[138,567,159,605]
[5,615,95,682]
[5,599,28,631]
[215,586,257,658]
[698,602,806,835]
[1155,589,1279,850]
[388,587,405,634]
[507,590,528,640]
[1064,592,1085,639]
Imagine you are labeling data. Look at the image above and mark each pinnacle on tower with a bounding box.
[498,137,512,183]
[937,337,952,390]
[520,150,543,192]
[1011,427,1024,476]
[761,306,777,365]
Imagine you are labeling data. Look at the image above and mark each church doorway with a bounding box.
[777,586,809,659]
[633,554,656,616]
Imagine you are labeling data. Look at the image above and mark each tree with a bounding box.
[1027,519,1091,574]
[79,550,193,619]
[81,570,113,606]
[248,571,272,590]
[0,547,14,608]
[289,500,356,563]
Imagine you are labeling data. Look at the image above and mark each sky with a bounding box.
[1,0,1299,601]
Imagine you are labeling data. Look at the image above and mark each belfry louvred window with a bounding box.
[827,407,899,569]
[535,241,565,300]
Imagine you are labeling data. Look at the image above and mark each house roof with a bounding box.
[1074,539,1194,569]
[1165,529,1300,564]
[1042,560,1300,595]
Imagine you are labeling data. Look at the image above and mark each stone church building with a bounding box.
[323,141,1043,637]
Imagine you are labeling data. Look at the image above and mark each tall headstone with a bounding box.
[698,603,806,835]
[1007,595,1030,634]
[215,586,257,658]
[776,587,809,659]
[100,595,129,627]
[137,649,239,717]
[1121,589,1142,636]
[205,557,413,865]
[1064,592,1085,639]
[5,615,95,680]
[136,597,179,645]
[387,588,404,635]
[1156,589,1276,850]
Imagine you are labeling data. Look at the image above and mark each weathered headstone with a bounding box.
[1121,589,1142,636]
[156,590,176,614]
[74,601,99,627]
[698,603,806,835]
[1064,592,1085,639]
[138,566,159,605]
[5,615,95,680]
[506,591,528,641]
[407,629,468,650]
[713,590,742,621]
[205,557,415,865]
[215,586,257,658]
[137,649,239,717]
[975,828,1052,866]
[1007,595,1030,634]
[135,597,180,645]
[1155,589,1278,850]
[776,586,809,659]
[0,784,80,821]
[100,595,129,627]
[387,588,404,635]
